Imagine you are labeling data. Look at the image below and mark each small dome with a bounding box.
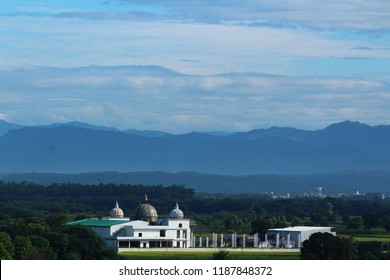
[136,194,158,223]
[169,203,184,220]
[110,201,124,218]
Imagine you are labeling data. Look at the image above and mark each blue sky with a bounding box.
[0,0,390,132]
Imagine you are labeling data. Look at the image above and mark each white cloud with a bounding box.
[2,15,387,76]
[1,66,389,132]
[111,0,390,32]
[1,1,389,131]
[0,112,8,120]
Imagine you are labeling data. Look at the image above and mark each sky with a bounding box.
[0,0,390,133]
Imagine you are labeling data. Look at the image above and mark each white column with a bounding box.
[212,233,217,248]
[297,233,301,248]
[254,233,259,248]
[287,233,291,248]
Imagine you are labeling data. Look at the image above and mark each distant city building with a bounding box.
[67,196,192,250]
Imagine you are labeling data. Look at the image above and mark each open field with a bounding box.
[119,248,300,260]
[347,234,390,242]
[338,227,390,242]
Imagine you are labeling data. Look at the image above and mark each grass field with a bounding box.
[119,250,300,260]
[346,234,390,242]
[339,227,390,242]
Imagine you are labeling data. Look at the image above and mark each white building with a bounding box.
[266,226,336,248]
[67,196,192,250]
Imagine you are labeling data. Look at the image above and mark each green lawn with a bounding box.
[119,250,300,260]
[348,234,390,242]
[338,228,390,242]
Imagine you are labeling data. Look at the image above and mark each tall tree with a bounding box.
[13,236,32,260]
[0,232,14,258]
[0,243,12,260]
[64,225,117,260]
[301,232,357,260]
[46,206,67,232]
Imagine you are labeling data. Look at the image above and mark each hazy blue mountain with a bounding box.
[1,121,390,174]
[0,120,24,137]
[124,129,171,137]
[38,121,119,132]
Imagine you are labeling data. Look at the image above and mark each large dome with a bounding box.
[169,203,184,219]
[136,195,158,223]
[110,201,124,218]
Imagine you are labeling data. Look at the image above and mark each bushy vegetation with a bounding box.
[301,232,390,260]
[0,206,117,260]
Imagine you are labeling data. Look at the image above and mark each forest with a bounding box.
[1,181,390,259]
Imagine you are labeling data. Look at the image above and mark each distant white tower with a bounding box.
[316,187,323,197]
[356,190,360,196]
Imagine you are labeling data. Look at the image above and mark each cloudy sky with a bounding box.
[1,0,389,133]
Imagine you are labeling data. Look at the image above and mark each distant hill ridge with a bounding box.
[0,120,390,174]
[1,170,390,194]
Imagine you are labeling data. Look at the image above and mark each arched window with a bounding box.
[179,223,183,228]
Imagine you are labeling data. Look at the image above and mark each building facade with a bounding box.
[67,196,192,250]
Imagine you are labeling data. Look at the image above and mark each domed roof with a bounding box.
[169,203,184,220]
[136,195,158,223]
[110,201,124,218]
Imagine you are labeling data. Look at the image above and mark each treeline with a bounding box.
[0,182,194,218]
[1,182,390,231]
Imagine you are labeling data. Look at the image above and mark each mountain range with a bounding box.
[1,120,390,175]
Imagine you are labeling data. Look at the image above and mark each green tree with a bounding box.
[382,215,390,232]
[346,217,363,230]
[64,225,117,260]
[224,214,245,232]
[342,215,351,224]
[335,237,357,260]
[301,232,357,260]
[0,232,14,258]
[251,216,274,235]
[291,216,302,226]
[46,206,67,232]
[274,216,287,228]
[310,214,322,225]
[13,236,32,260]
[26,223,49,236]
[362,213,382,230]
[0,243,12,260]
[357,242,383,260]
[46,231,69,259]
[28,235,57,260]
